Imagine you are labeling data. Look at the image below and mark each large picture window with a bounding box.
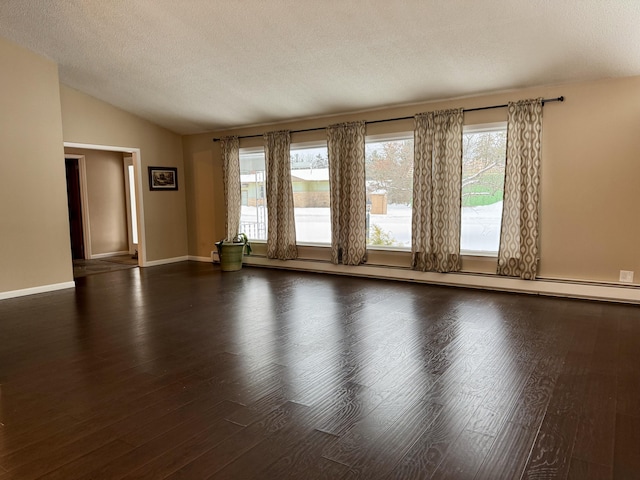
[239,125,506,255]
[365,136,413,248]
[290,146,331,244]
[239,149,267,240]
[460,123,507,254]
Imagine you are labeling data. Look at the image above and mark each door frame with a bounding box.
[64,142,146,267]
[64,154,92,259]
[123,156,138,256]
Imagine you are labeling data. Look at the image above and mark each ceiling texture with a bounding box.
[1,1,639,135]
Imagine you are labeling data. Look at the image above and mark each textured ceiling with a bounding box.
[1,1,639,135]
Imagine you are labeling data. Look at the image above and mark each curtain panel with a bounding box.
[411,108,463,273]
[497,98,543,280]
[264,130,297,260]
[220,136,241,241]
[327,121,367,265]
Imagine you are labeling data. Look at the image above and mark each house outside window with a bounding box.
[239,149,267,240]
[460,122,507,255]
[290,146,331,244]
[239,125,506,254]
[365,135,413,248]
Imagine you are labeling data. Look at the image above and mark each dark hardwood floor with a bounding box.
[72,254,138,278]
[0,262,639,479]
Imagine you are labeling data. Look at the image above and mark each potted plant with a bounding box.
[215,233,251,272]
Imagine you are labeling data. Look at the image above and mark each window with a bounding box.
[290,146,331,244]
[365,136,413,248]
[239,125,506,254]
[239,149,267,240]
[460,123,507,255]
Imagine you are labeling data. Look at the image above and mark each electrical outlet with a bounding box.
[619,270,634,283]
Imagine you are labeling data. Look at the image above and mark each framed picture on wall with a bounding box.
[148,167,178,190]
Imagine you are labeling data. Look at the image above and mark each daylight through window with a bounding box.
[365,136,413,249]
[239,150,268,241]
[460,123,507,254]
[238,124,506,255]
[290,146,331,244]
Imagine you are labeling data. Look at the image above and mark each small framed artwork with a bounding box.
[148,167,178,191]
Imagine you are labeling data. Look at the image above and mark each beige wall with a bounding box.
[3,28,636,292]
[60,86,188,262]
[64,148,129,256]
[184,75,640,284]
[0,36,73,293]
[182,134,222,257]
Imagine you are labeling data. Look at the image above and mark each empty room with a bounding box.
[1,1,640,479]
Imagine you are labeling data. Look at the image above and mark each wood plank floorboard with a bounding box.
[571,372,617,467]
[567,458,613,480]
[613,413,640,480]
[0,262,639,479]
[163,401,312,479]
[261,429,347,479]
[75,402,243,480]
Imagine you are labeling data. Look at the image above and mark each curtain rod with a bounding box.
[212,96,564,142]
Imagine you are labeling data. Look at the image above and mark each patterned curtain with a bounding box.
[412,109,463,273]
[327,121,367,265]
[497,98,543,279]
[264,130,297,260]
[220,136,241,242]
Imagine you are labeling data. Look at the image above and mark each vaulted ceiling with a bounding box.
[1,1,639,135]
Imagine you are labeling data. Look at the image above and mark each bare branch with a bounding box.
[462,161,498,188]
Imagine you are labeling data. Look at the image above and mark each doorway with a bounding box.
[63,143,146,276]
[124,156,139,257]
[64,158,84,260]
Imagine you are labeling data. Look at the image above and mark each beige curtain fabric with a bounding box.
[411,109,463,273]
[327,121,367,265]
[220,136,241,242]
[497,98,543,279]
[264,130,297,260]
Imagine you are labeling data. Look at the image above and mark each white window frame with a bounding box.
[239,146,268,243]
[460,121,508,257]
[365,132,413,252]
[290,141,331,247]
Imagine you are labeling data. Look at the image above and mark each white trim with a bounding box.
[143,256,189,267]
[77,156,92,259]
[188,255,213,263]
[296,241,331,248]
[460,250,497,258]
[64,142,146,268]
[538,274,638,287]
[243,256,640,304]
[123,156,138,255]
[91,251,130,259]
[0,281,76,300]
[366,245,410,253]
[64,154,92,259]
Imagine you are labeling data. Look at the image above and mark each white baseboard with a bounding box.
[188,255,213,263]
[90,251,130,259]
[0,281,76,300]
[142,255,189,267]
[5,258,636,304]
[243,256,640,304]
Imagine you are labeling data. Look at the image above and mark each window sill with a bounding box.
[460,250,498,258]
[249,241,497,260]
[296,241,331,248]
[366,245,410,253]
